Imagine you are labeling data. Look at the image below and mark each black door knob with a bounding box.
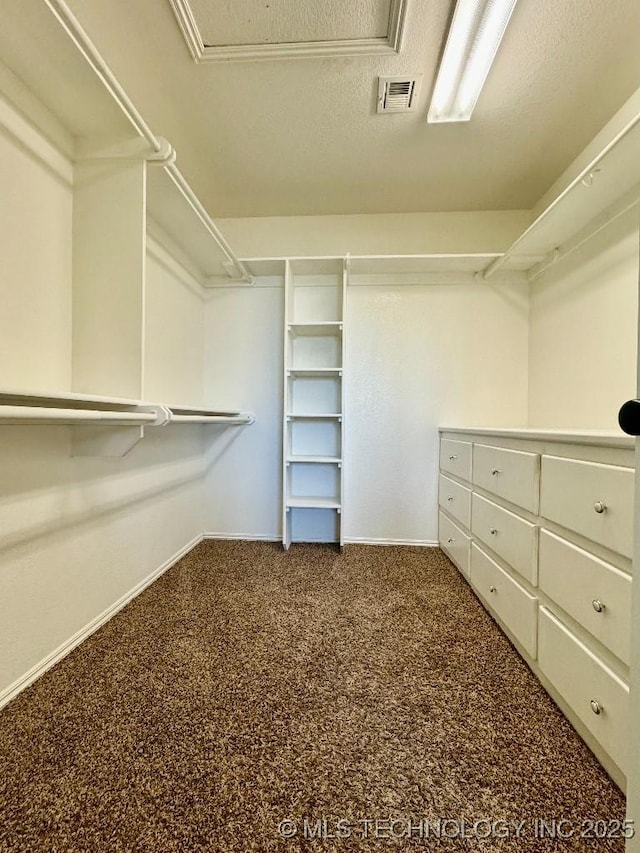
[618,399,640,435]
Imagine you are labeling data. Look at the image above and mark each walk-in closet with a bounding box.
[1,1,640,850]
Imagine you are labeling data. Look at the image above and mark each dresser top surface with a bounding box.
[439,427,634,449]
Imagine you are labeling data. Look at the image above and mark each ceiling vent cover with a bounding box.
[377,75,422,114]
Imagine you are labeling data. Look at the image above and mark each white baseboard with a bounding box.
[343,537,440,547]
[203,532,281,542]
[0,533,204,711]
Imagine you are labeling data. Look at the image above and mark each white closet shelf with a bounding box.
[288,323,343,336]
[286,497,341,509]
[287,413,342,420]
[287,455,342,464]
[0,0,250,286]
[0,391,254,431]
[0,388,142,408]
[242,100,640,289]
[348,254,501,275]
[146,165,252,284]
[287,369,342,377]
[483,102,640,280]
[245,254,527,285]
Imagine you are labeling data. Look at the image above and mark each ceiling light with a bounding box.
[427,0,519,124]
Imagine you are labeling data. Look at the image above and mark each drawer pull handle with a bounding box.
[489,527,498,536]
[447,537,455,544]
[594,501,606,514]
[590,699,603,715]
[489,585,497,593]
[449,454,457,460]
[592,599,605,613]
[491,468,501,476]
[447,496,454,502]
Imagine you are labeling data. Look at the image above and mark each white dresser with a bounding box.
[438,428,634,790]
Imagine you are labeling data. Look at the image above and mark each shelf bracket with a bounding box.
[70,404,170,457]
[75,136,176,165]
[146,137,177,167]
[71,425,146,458]
[201,262,255,286]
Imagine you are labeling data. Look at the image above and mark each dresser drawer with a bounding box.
[540,456,634,558]
[438,474,471,529]
[471,494,538,585]
[440,438,472,482]
[538,607,629,774]
[538,530,632,664]
[439,511,470,577]
[470,543,538,657]
[472,444,540,512]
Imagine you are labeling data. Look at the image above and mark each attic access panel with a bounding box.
[170,0,408,61]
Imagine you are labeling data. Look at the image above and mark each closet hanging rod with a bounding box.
[46,0,252,286]
[169,413,255,425]
[163,166,253,284]
[482,108,640,280]
[527,188,640,283]
[0,406,158,426]
[46,0,158,151]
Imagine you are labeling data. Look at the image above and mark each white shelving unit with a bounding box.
[240,96,640,292]
[0,0,254,451]
[482,104,640,281]
[283,259,346,549]
[0,388,254,456]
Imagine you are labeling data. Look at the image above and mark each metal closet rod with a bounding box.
[46,0,252,286]
[482,110,640,281]
[169,413,255,424]
[0,404,255,427]
[0,406,157,426]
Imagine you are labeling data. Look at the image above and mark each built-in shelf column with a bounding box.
[282,258,346,549]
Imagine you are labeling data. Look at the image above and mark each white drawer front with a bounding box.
[540,455,634,558]
[438,473,471,529]
[439,511,470,577]
[539,530,632,664]
[470,543,538,657]
[473,444,540,513]
[538,607,629,774]
[440,438,472,482]
[472,493,538,585]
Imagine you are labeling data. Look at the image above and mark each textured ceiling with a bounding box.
[62,0,640,218]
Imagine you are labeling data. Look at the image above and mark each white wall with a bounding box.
[0,426,206,703]
[0,109,72,392]
[203,284,284,539]
[528,208,639,429]
[144,242,205,406]
[344,281,530,544]
[216,210,532,258]
[0,96,211,706]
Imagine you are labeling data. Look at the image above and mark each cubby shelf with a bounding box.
[287,369,343,377]
[288,323,343,335]
[286,497,342,509]
[286,413,342,419]
[287,456,342,464]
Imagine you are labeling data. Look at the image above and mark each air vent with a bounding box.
[377,75,422,114]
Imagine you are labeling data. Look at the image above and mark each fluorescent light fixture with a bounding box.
[427,0,518,123]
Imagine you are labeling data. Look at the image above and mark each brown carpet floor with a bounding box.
[0,541,627,852]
